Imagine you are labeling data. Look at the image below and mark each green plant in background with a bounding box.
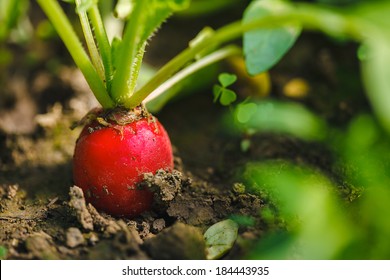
[210,0,390,259]
[0,246,7,260]
[0,0,29,42]
[240,106,390,259]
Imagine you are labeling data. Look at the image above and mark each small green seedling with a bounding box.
[213,73,238,106]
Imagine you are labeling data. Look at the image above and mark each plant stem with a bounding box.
[140,45,241,106]
[36,0,114,108]
[176,0,238,18]
[133,4,365,109]
[75,0,105,82]
[111,0,147,104]
[88,4,113,91]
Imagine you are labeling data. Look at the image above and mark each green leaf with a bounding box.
[204,219,239,260]
[111,0,190,105]
[220,88,237,106]
[213,84,223,103]
[234,100,327,141]
[236,102,258,123]
[244,162,353,259]
[243,0,301,75]
[218,72,237,87]
[362,37,390,134]
[351,1,390,31]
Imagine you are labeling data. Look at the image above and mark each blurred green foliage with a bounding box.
[0,0,29,43]
[237,101,390,259]
[0,246,7,260]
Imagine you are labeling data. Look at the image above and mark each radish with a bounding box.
[73,107,173,216]
[37,0,243,216]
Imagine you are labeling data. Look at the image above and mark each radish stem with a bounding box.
[88,4,113,91]
[134,4,365,109]
[141,45,242,106]
[36,0,114,108]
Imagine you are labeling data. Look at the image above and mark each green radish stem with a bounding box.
[37,1,368,111]
[132,4,366,109]
[87,4,114,92]
[142,45,242,105]
[75,0,105,82]
[111,0,148,104]
[36,0,114,108]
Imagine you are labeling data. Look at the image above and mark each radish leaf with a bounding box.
[243,0,301,75]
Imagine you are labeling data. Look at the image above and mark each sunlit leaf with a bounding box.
[243,0,301,75]
[204,219,239,260]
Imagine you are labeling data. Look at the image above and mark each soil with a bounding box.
[0,6,369,260]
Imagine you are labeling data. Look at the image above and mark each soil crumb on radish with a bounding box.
[139,169,189,210]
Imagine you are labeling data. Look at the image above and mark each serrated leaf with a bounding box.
[112,0,190,100]
[218,73,237,87]
[204,219,239,260]
[243,0,301,75]
[220,88,237,106]
[139,0,190,45]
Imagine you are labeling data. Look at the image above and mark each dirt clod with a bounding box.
[25,231,58,260]
[140,169,187,210]
[3,184,18,199]
[66,227,85,248]
[68,186,93,231]
[144,222,206,259]
[152,218,166,233]
[87,203,121,236]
